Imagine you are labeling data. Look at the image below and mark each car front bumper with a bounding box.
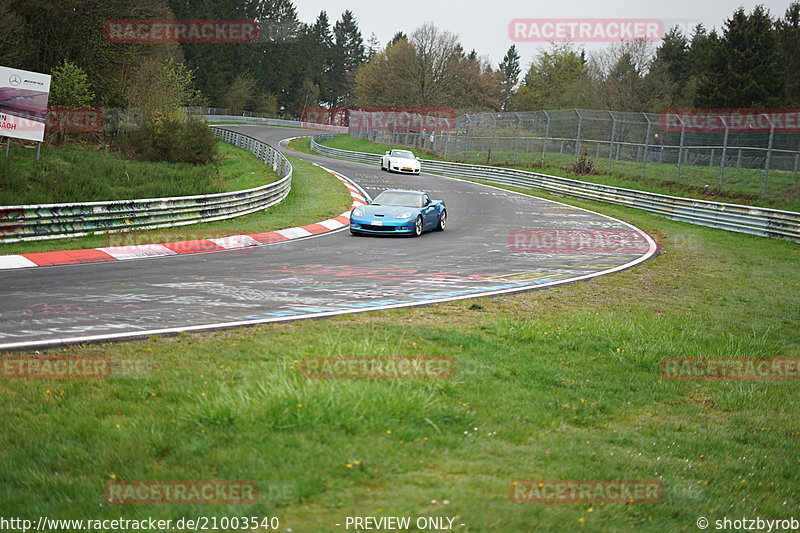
[349,216,415,234]
[389,164,420,174]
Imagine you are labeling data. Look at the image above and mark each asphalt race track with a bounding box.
[0,126,657,350]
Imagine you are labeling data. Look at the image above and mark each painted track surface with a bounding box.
[0,126,656,351]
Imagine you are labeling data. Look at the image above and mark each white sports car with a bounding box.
[381,149,421,175]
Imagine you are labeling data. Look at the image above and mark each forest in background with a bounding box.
[1,0,799,117]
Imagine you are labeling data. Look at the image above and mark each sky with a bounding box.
[294,0,795,67]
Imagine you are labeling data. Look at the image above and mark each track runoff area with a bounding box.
[0,125,657,350]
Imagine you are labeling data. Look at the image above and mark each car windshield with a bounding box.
[390,150,415,159]
[371,191,423,208]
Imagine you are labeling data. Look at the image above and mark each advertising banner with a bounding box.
[0,66,52,143]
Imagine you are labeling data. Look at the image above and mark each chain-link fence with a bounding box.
[349,109,800,199]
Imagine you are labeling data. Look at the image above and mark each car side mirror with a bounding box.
[385,151,390,155]
[416,157,420,161]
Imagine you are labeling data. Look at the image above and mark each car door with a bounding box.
[420,194,435,229]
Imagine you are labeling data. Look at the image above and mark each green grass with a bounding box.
[0,145,351,255]
[0,143,223,205]
[288,136,316,156]
[320,135,800,211]
[1,175,797,531]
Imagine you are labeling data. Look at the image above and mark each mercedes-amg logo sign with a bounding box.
[9,74,21,86]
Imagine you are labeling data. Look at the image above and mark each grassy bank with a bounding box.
[319,135,800,212]
[1,171,797,531]
[0,145,352,256]
[1,143,226,205]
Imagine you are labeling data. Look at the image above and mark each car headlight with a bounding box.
[396,212,413,219]
[352,208,364,217]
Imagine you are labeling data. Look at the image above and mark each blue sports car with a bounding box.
[350,190,446,237]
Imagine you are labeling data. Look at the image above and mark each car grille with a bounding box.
[362,225,396,231]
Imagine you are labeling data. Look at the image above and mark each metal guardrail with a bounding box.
[310,135,800,242]
[0,128,292,243]
[201,115,347,132]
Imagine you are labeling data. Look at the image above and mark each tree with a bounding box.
[49,61,95,107]
[777,2,800,106]
[353,23,500,111]
[650,26,691,105]
[498,45,521,111]
[695,6,785,108]
[515,43,586,110]
[409,23,461,106]
[365,33,380,60]
[389,32,407,46]
[353,37,416,107]
[453,52,503,111]
[585,40,673,112]
[254,92,280,115]
[329,10,365,107]
[310,11,334,104]
[221,73,256,115]
[125,58,202,124]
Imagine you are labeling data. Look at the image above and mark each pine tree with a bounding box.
[365,33,381,60]
[329,10,365,107]
[389,32,407,46]
[777,2,800,106]
[311,11,334,105]
[498,45,521,111]
[695,6,784,108]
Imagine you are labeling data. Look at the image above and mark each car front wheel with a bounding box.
[412,216,423,237]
